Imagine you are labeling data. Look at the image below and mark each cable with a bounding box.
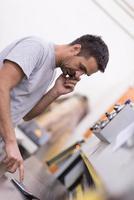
[91,0,134,40]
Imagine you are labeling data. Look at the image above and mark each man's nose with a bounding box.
[75,71,84,78]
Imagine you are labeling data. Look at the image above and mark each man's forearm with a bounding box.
[23,88,60,121]
[0,87,16,143]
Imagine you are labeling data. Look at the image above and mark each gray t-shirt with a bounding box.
[0,36,56,126]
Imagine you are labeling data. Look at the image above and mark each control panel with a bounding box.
[90,100,134,143]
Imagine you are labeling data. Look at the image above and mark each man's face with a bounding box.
[61,55,98,80]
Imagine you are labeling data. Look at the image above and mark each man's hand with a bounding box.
[3,140,24,182]
[23,73,79,121]
[53,74,80,96]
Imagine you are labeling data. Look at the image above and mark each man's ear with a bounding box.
[72,44,81,55]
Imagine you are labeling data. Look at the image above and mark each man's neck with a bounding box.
[54,44,68,68]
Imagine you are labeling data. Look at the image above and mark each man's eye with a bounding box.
[80,67,86,74]
[79,64,85,72]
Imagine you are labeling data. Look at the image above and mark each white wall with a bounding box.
[0,0,134,135]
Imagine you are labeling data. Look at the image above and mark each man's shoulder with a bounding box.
[12,36,52,57]
[22,36,49,47]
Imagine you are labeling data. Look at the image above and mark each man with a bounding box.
[0,35,109,182]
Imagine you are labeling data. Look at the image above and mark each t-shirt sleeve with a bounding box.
[3,38,44,79]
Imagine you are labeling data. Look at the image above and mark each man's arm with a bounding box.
[24,74,79,121]
[0,60,25,181]
[23,87,59,121]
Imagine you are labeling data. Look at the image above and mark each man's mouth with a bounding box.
[62,67,76,78]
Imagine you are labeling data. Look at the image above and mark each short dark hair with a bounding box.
[70,34,109,72]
